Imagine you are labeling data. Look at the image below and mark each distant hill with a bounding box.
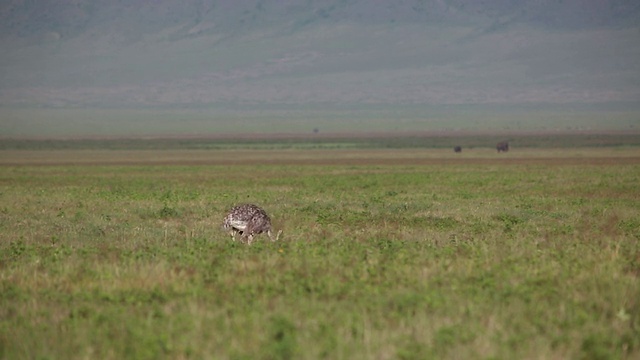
[3,0,638,39]
[1,1,639,136]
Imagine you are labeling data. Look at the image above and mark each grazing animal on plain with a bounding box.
[454,146,462,153]
[496,141,509,153]
[222,204,280,244]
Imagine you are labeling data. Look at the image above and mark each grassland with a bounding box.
[1,144,639,359]
[3,131,640,151]
[2,105,639,139]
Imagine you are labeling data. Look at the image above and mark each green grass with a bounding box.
[1,105,639,138]
[2,133,640,151]
[1,148,639,359]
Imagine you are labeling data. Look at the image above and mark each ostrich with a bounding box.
[222,204,281,244]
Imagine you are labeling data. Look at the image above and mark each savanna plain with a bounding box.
[1,136,639,359]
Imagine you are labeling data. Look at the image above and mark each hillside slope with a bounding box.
[0,1,639,136]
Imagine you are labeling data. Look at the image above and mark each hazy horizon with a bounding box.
[1,0,639,137]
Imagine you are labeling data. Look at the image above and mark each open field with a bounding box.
[3,131,640,151]
[1,146,639,359]
[2,105,639,139]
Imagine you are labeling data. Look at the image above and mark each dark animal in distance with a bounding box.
[454,146,462,153]
[222,204,281,244]
[496,141,509,152]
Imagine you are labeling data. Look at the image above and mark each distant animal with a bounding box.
[222,204,281,244]
[454,146,462,153]
[496,141,509,152]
